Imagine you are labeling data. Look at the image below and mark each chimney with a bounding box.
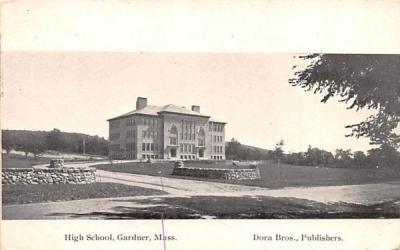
[191,105,200,113]
[136,97,147,110]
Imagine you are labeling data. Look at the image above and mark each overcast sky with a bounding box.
[2,52,375,153]
[2,1,397,153]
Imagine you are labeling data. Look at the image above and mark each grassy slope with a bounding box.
[95,161,400,189]
[1,153,105,169]
[2,182,167,205]
[2,154,51,168]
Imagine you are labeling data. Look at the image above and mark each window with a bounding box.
[146,143,150,151]
[170,137,177,145]
[126,130,135,138]
[110,120,120,129]
[169,125,178,145]
[110,144,120,151]
[198,128,205,146]
[126,118,136,126]
[142,154,146,159]
[181,120,184,139]
[151,143,154,151]
[126,143,135,151]
[142,143,146,151]
[110,133,120,140]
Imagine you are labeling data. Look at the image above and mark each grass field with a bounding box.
[1,153,105,169]
[95,161,400,189]
[2,182,167,205]
[2,154,51,168]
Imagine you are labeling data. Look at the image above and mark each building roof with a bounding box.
[107,104,212,121]
[209,118,227,124]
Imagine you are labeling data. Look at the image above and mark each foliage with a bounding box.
[271,139,285,164]
[2,129,109,156]
[225,138,271,160]
[283,145,399,168]
[290,54,400,148]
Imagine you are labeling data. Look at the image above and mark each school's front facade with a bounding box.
[107,97,226,160]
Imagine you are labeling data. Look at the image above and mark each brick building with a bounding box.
[107,97,226,160]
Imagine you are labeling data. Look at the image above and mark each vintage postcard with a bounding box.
[1,1,400,250]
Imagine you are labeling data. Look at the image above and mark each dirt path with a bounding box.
[4,162,400,219]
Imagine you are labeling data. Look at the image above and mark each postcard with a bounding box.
[1,1,399,249]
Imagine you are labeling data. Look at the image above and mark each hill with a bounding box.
[225,139,272,160]
[2,129,109,156]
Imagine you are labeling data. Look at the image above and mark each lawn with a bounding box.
[2,154,51,168]
[95,161,400,189]
[1,153,105,169]
[2,182,167,205]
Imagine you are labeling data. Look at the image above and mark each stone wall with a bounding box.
[2,168,96,185]
[172,166,261,180]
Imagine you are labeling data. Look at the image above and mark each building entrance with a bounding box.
[170,148,177,158]
[198,149,204,158]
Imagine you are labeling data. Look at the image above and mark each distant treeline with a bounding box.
[225,139,272,161]
[2,129,109,157]
[225,138,400,168]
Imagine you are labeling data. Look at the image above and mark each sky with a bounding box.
[2,0,398,153]
[1,52,376,153]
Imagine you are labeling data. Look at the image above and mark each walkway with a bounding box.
[3,161,400,219]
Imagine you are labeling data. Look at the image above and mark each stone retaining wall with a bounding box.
[2,168,96,185]
[172,166,261,180]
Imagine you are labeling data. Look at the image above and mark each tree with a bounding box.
[45,128,66,151]
[353,151,369,168]
[2,133,14,154]
[225,138,242,160]
[367,145,400,168]
[272,140,285,164]
[290,54,400,148]
[304,145,334,167]
[334,148,353,168]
